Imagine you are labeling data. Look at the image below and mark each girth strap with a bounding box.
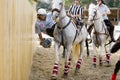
[72,30,78,43]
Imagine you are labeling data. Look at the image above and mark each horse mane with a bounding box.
[88,3,97,11]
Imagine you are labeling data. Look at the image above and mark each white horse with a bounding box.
[88,3,112,67]
[51,0,88,79]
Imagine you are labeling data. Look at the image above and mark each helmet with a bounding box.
[37,8,47,15]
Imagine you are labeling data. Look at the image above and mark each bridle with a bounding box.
[89,9,100,21]
[51,2,71,30]
[51,2,66,21]
[52,8,60,13]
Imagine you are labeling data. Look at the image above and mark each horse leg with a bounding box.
[63,45,72,77]
[106,41,112,65]
[75,42,84,73]
[106,52,111,65]
[99,44,105,66]
[92,43,97,68]
[62,46,66,58]
[105,43,111,66]
[51,43,60,80]
[85,39,89,57]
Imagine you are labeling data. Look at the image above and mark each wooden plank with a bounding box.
[0,0,34,80]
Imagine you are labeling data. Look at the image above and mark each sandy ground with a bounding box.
[29,35,120,80]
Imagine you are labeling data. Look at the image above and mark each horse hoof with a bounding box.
[106,61,111,67]
[51,76,57,80]
[99,63,103,66]
[75,68,80,75]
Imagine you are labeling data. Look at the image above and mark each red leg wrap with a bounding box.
[76,59,82,69]
[52,63,58,76]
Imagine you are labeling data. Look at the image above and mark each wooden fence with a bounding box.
[0,0,35,80]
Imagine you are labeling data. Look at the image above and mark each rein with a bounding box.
[89,9,101,21]
[57,18,71,30]
[52,8,60,13]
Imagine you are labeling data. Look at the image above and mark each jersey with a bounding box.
[97,4,110,20]
[35,12,55,34]
[69,4,83,21]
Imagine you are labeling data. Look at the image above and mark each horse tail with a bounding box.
[72,44,80,63]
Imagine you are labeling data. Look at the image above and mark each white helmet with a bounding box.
[37,8,47,15]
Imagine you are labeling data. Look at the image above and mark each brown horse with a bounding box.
[111,36,120,80]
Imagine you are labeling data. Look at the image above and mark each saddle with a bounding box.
[71,17,84,28]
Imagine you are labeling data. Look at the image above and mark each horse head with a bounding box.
[52,0,63,20]
[88,3,97,24]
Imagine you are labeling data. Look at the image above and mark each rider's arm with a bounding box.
[67,5,73,17]
[102,5,111,16]
[47,13,55,28]
[35,21,43,40]
[38,33,43,40]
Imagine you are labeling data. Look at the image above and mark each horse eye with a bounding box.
[59,2,63,5]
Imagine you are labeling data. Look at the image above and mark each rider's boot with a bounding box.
[110,30,115,42]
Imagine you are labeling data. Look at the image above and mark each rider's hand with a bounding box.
[102,13,106,16]
[40,38,45,45]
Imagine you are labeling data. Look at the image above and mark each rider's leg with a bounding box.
[104,19,115,42]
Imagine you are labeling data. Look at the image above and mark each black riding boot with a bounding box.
[104,19,115,42]
[109,30,115,42]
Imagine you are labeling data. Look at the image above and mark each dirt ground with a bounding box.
[29,39,120,80]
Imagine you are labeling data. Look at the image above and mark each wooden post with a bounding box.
[0,0,35,80]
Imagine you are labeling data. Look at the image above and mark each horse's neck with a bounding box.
[94,11,105,32]
[96,10,102,20]
[59,6,66,18]
[58,6,70,27]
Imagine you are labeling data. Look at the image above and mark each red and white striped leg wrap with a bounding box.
[106,53,110,63]
[64,65,69,75]
[52,63,58,77]
[93,56,96,66]
[99,57,103,65]
[68,58,71,69]
[76,59,82,70]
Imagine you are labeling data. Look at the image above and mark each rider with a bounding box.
[35,8,56,46]
[67,0,83,25]
[96,0,115,42]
